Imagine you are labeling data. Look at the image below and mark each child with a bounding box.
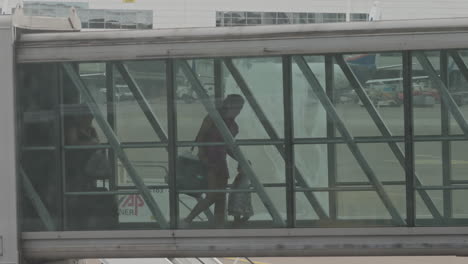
[228,163,254,227]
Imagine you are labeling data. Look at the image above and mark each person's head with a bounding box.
[70,104,94,127]
[220,94,244,118]
[77,112,94,127]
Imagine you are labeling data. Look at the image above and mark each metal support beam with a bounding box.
[415,52,468,136]
[325,55,338,220]
[115,62,168,143]
[178,60,286,226]
[283,55,296,227]
[223,58,328,220]
[449,51,468,82]
[167,59,178,229]
[106,62,117,192]
[403,51,416,226]
[62,63,169,228]
[20,167,56,231]
[214,59,224,108]
[294,55,405,225]
[335,54,443,223]
[440,51,452,218]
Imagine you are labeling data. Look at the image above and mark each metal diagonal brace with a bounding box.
[115,61,215,223]
[449,51,468,94]
[223,58,329,220]
[115,62,169,144]
[335,55,444,223]
[415,52,468,136]
[21,167,56,231]
[62,63,169,229]
[178,60,286,226]
[293,55,405,225]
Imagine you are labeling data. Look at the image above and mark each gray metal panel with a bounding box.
[21,227,468,259]
[16,18,468,63]
[0,15,18,264]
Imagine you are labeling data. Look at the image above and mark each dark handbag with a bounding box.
[176,150,207,197]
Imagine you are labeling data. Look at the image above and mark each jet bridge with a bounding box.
[3,16,468,262]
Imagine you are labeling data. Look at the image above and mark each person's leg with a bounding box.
[213,176,228,227]
[184,196,215,223]
[184,167,217,223]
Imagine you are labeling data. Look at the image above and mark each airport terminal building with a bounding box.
[4,0,468,29]
[3,1,468,264]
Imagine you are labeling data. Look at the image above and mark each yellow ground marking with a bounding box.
[224,258,270,264]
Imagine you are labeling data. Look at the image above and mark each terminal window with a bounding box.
[216,11,364,26]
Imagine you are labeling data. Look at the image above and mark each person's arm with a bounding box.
[226,121,239,160]
[65,127,78,145]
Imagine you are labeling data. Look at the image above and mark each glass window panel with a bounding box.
[351,13,369,22]
[416,190,443,224]
[136,11,152,24]
[336,191,390,223]
[293,55,327,138]
[337,186,405,223]
[88,9,105,22]
[447,52,468,135]
[346,52,404,135]
[113,60,168,143]
[412,51,441,135]
[337,13,346,22]
[335,143,405,224]
[21,150,60,232]
[293,13,308,24]
[308,13,319,23]
[294,144,328,224]
[223,13,232,26]
[247,19,261,25]
[227,57,284,139]
[77,9,89,24]
[105,10,121,29]
[116,148,169,226]
[277,19,291,25]
[452,190,468,219]
[175,60,211,141]
[77,63,108,144]
[328,55,378,137]
[17,64,59,147]
[295,192,320,225]
[263,12,276,25]
[247,12,261,19]
[414,142,443,186]
[121,11,137,29]
[451,140,468,181]
[231,12,246,25]
[56,7,71,17]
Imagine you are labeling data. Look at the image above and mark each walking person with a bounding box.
[182,94,245,227]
